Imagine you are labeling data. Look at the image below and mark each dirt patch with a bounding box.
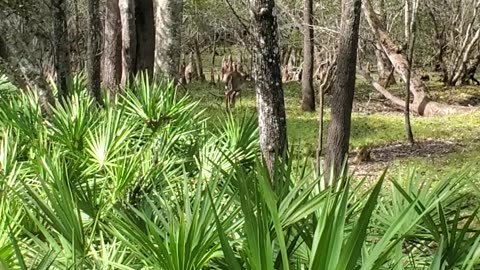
[350,139,463,178]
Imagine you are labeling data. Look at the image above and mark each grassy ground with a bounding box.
[185,76,480,180]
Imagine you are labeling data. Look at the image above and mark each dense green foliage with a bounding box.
[0,76,480,269]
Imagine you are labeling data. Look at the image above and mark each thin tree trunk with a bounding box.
[301,0,315,112]
[324,0,362,186]
[86,0,104,106]
[51,0,71,103]
[119,0,137,86]
[135,0,155,77]
[250,0,288,182]
[210,34,217,84]
[375,0,395,87]
[102,0,122,92]
[194,36,205,81]
[404,0,416,145]
[315,84,325,178]
[154,0,183,80]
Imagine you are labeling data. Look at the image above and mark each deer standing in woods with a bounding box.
[220,55,249,110]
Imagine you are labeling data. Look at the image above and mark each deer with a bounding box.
[223,61,249,110]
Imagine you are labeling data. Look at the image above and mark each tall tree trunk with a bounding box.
[250,0,288,182]
[102,0,122,92]
[404,0,417,145]
[324,0,362,186]
[86,0,104,105]
[154,0,183,80]
[210,34,217,84]
[135,0,155,77]
[194,36,205,81]
[374,0,395,87]
[51,0,71,103]
[119,0,137,85]
[301,0,315,112]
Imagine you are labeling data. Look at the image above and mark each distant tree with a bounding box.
[250,0,288,182]
[301,0,315,112]
[102,0,122,92]
[154,0,184,80]
[86,0,104,105]
[324,0,362,185]
[51,0,71,103]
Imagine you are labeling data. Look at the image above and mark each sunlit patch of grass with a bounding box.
[189,78,480,178]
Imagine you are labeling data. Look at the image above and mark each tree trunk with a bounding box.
[154,0,183,80]
[301,0,315,112]
[210,34,217,84]
[324,0,362,186]
[86,0,104,106]
[51,0,71,103]
[374,0,395,87]
[119,0,137,86]
[250,0,288,182]
[102,0,122,92]
[363,0,479,116]
[194,36,205,81]
[0,35,54,115]
[135,0,155,77]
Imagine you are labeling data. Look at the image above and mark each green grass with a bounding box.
[185,78,480,179]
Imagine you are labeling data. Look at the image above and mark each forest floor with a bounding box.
[186,75,480,180]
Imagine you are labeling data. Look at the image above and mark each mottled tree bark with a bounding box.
[301,0,315,112]
[0,35,54,115]
[51,0,71,103]
[250,0,288,181]
[102,0,122,92]
[135,0,155,77]
[154,0,183,80]
[324,0,362,185]
[86,0,104,105]
[119,0,137,85]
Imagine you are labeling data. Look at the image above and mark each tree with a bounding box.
[250,0,288,182]
[135,0,155,77]
[102,0,122,92]
[324,0,362,185]
[301,0,315,112]
[362,0,476,116]
[119,0,137,85]
[403,0,418,145]
[154,0,184,80]
[51,0,71,103]
[86,0,104,105]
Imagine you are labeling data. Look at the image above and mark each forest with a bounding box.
[1,0,480,269]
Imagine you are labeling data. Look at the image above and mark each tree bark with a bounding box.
[324,0,362,185]
[374,0,395,87]
[86,0,104,106]
[135,0,155,77]
[154,0,183,80]
[194,36,205,81]
[250,0,288,182]
[0,35,54,115]
[119,0,137,86]
[301,0,315,112]
[102,0,122,92]
[51,0,71,103]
